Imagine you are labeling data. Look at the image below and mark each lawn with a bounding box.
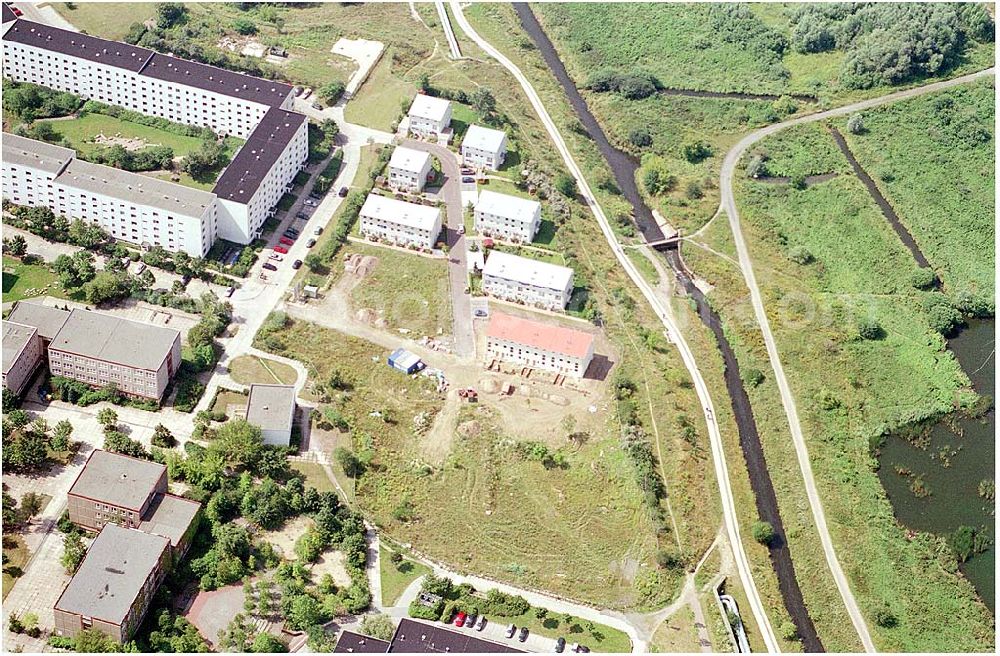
[2,255,74,304]
[228,355,298,386]
[748,123,852,178]
[290,462,338,495]
[54,2,155,40]
[346,242,452,338]
[379,545,430,607]
[680,108,995,651]
[650,605,702,652]
[343,47,416,132]
[210,388,248,418]
[1,534,28,601]
[38,113,208,159]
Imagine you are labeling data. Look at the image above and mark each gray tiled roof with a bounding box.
[69,450,165,510]
[245,384,296,431]
[2,133,75,175]
[54,157,215,217]
[213,108,306,202]
[55,524,168,625]
[143,53,293,108]
[6,300,70,341]
[2,321,37,376]
[138,494,200,548]
[5,20,153,72]
[49,309,180,371]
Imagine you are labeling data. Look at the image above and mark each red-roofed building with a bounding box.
[485,312,595,378]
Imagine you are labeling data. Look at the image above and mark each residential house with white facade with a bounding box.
[485,312,595,378]
[387,146,433,193]
[407,94,452,136]
[359,193,442,250]
[482,251,574,311]
[461,124,507,170]
[474,190,541,243]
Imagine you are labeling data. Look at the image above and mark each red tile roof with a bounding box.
[486,312,594,358]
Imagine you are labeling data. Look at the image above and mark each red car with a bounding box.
[279,236,294,246]
[453,611,467,627]
[274,245,289,254]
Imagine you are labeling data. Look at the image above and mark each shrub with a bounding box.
[788,246,813,264]
[910,267,937,290]
[751,520,775,546]
[554,174,577,198]
[847,113,865,135]
[857,318,883,340]
[682,140,711,163]
[742,368,765,388]
[745,154,767,179]
[628,128,652,149]
[233,17,257,35]
[319,81,346,106]
[873,603,898,628]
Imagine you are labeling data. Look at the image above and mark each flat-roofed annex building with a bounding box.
[67,450,168,532]
[461,124,507,171]
[482,251,574,311]
[359,193,443,250]
[387,146,433,193]
[407,94,452,136]
[474,190,541,243]
[6,299,71,345]
[485,312,595,378]
[47,309,182,401]
[53,524,170,643]
[245,383,297,446]
[2,321,43,396]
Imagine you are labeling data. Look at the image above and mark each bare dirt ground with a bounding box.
[330,38,385,95]
[259,515,313,560]
[309,549,352,587]
[93,133,158,151]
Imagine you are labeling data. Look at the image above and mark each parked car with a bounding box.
[338,186,349,197]
[474,309,488,318]
[505,624,517,639]
[306,238,316,248]
[556,637,566,653]
[269,253,283,261]
[292,259,303,270]
[312,102,323,110]
[458,225,466,235]
[463,614,475,628]
[296,212,309,220]
[286,227,300,236]
[462,176,475,183]
[518,627,529,642]
[135,263,147,275]
[304,199,318,207]
[225,286,235,298]
[314,226,324,235]
[453,612,467,628]
[181,274,191,285]
[283,231,298,241]
[274,245,289,254]
[475,616,487,631]
[461,168,474,175]
[262,262,278,272]
[279,236,294,246]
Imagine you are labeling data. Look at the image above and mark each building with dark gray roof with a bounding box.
[389,619,525,653]
[143,52,293,108]
[4,20,153,72]
[6,300,70,342]
[335,631,390,653]
[138,493,201,558]
[54,525,170,643]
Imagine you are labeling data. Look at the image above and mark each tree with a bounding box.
[334,447,363,478]
[949,525,976,562]
[910,267,937,290]
[470,87,497,118]
[52,420,74,452]
[104,431,149,459]
[251,633,287,653]
[156,2,187,29]
[233,17,258,35]
[360,613,396,641]
[319,81,346,106]
[211,418,264,470]
[75,628,120,652]
[97,407,118,429]
[183,140,224,179]
[20,492,43,518]
[682,140,711,163]
[628,128,652,149]
[3,234,27,257]
[286,594,324,630]
[389,551,404,567]
[62,531,86,573]
[873,603,897,628]
[846,113,865,135]
[745,154,767,179]
[152,424,176,448]
[553,174,577,198]
[751,520,775,546]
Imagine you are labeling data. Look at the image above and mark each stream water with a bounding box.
[877,318,996,611]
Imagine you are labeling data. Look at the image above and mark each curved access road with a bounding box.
[719,66,996,653]
[449,2,781,651]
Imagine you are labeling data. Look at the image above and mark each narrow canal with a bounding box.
[512,4,825,651]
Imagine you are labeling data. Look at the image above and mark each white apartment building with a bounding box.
[482,251,574,311]
[2,322,44,396]
[213,108,309,243]
[387,146,433,192]
[485,312,595,378]
[1,16,308,250]
[407,94,452,136]
[474,190,542,243]
[3,134,217,257]
[359,193,443,250]
[461,124,507,170]
[46,309,182,401]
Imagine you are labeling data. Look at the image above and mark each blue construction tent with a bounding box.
[388,348,424,374]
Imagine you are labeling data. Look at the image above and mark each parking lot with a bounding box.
[422,615,564,653]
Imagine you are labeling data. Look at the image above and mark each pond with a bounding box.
[877,318,995,610]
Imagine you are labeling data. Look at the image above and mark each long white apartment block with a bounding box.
[482,250,574,311]
[485,312,595,378]
[461,124,507,171]
[3,134,216,256]
[387,146,433,193]
[407,94,452,136]
[474,190,542,243]
[359,193,442,250]
[1,15,309,251]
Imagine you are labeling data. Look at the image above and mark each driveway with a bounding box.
[400,139,476,360]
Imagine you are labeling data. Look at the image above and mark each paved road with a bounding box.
[448,2,781,651]
[718,66,996,654]
[401,138,476,359]
[435,0,463,59]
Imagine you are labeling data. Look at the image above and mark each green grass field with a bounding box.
[38,114,206,159]
[378,545,430,607]
[2,255,73,304]
[749,123,852,178]
[228,355,298,386]
[290,462,339,495]
[54,2,155,40]
[1,534,28,601]
[343,48,416,132]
